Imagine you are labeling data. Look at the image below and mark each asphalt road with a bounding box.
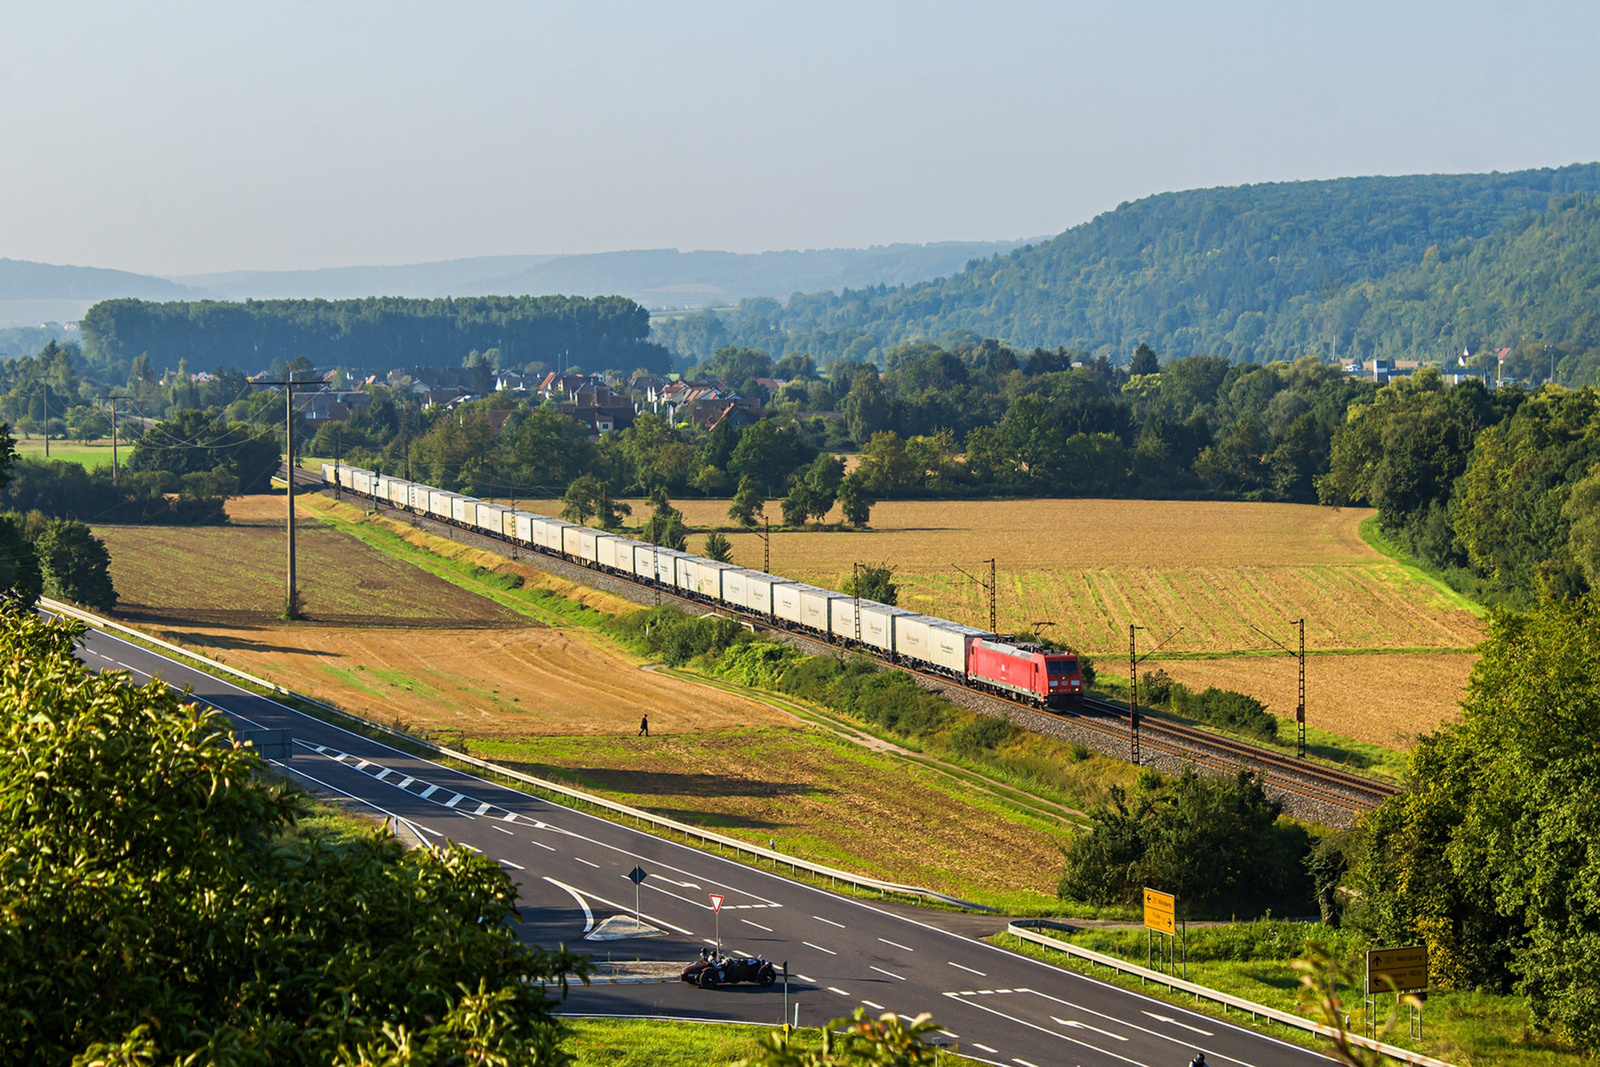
[67,620,1332,1067]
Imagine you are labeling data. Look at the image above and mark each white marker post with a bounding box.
[709,893,725,956]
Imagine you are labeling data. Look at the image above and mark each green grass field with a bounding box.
[563,1017,975,1065]
[13,438,120,470]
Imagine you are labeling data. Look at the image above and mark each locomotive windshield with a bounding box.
[1045,656,1079,674]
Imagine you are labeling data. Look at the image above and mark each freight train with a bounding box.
[322,464,1085,707]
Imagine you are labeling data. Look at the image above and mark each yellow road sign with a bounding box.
[1143,888,1175,935]
[1366,945,1428,993]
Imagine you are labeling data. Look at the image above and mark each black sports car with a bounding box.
[680,950,777,988]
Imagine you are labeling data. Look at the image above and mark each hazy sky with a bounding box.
[4,1,1599,275]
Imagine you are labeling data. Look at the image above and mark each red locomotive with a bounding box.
[967,638,1084,708]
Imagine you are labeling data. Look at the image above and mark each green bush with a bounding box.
[951,715,1014,756]
[1171,684,1279,740]
[1058,768,1312,918]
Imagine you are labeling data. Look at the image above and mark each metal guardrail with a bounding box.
[1007,921,1458,1067]
[41,597,986,911]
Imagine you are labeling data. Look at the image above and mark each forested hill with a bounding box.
[80,295,672,379]
[655,163,1600,367]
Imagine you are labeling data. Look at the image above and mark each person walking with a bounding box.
[639,714,649,737]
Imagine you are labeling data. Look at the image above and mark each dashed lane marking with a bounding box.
[803,942,835,955]
[827,987,851,998]
[869,966,906,981]
[878,938,913,952]
[493,825,514,835]
[949,961,986,976]
[861,999,884,1010]
[741,919,773,932]
[813,915,845,928]
[575,858,600,868]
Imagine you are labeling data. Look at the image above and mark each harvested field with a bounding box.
[509,497,1483,656]
[164,623,790,737]
[474,728,1071,907]
[97,496,523,629]
[1155,653,1475,749]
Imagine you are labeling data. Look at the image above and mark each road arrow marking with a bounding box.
[1052,1017,1128,1041]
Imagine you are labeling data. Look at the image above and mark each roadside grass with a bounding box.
[467,728,1079,915]
[995,927,1585,1067]
[562,1017,976,1066]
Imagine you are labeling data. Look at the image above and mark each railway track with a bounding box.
[324,484,1402,817]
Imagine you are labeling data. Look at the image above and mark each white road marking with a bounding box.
[1143,1011,1214,1037]
[445,794,465,808]
[827,986,851,998]
[420,785,440,798]
[971,1044,997,1054]
[949,961,987,976]
[945,992,1153,1067]
[493,825,514,835]
[373,768,394,780]
[878,938,913,952]
[551,884,697,936]
[861,999,884,1010]
[501,811,518,822]
[527,838,556,851]
[397,776,415,788]
[354,760,372,770]
[795,973,814,983]
[1027,987,1252,1065]
[803,942,835,955]
[575,857,599,868]
[543,877,594,932]
[499,859,525,870]
[650,874,702,889]
[868,966,905,981]
[1013,1060,1041,1067]
[473,802,492,815]
[1054,1017,1128,1041]
[741,919,773,932]
[813,915,845,928]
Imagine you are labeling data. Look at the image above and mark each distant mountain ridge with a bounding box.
[658,163,1600,367]
[0,241,1032,327]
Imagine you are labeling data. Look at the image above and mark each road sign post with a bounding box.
[783,960,789,1029]
[1143,888,1182,976]
[628,865,648,924]
[709,892,724,956]
[1365,945,1428,1039]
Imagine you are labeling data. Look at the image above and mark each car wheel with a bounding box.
[759,967,776,987]
[698,968,718,988]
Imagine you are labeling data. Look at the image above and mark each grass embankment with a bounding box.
[564,1017,975,1066]
[1357,515,1493,617]
[997,924,1585,1067]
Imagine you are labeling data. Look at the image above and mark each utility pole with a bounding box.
[1128,623,1185,767]
[95,393,124,486]
[1129,624,1141,765]
[951,558,998,634]
[1250,618,1308,758]
[763,513,771,574]
[852,562,862,644]
[40,385,49,458]
[253,375,326,620]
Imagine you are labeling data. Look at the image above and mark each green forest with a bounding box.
[81,294,674,380]
[655,164,1600,378]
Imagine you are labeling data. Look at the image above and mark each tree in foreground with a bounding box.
[0,605,587,1064]
[1347,592,1600,1049]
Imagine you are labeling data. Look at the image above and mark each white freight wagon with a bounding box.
[450,496,475,525]
[408,483,429,512]
[720,569,755,610]
[387,479,410,508]
[894,615,993,675]
[427,490,457,520]
[321,462,335,484]
[512,511,536,545]
[597,535,640,574]
[352,470,374,496]
[773,583,839,633]
[831,600,916,653]
[475,502,510,536]
[681,558,735,599]
[744,572,792,616]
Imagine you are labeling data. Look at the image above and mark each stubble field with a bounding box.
[514,495,1481,740]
